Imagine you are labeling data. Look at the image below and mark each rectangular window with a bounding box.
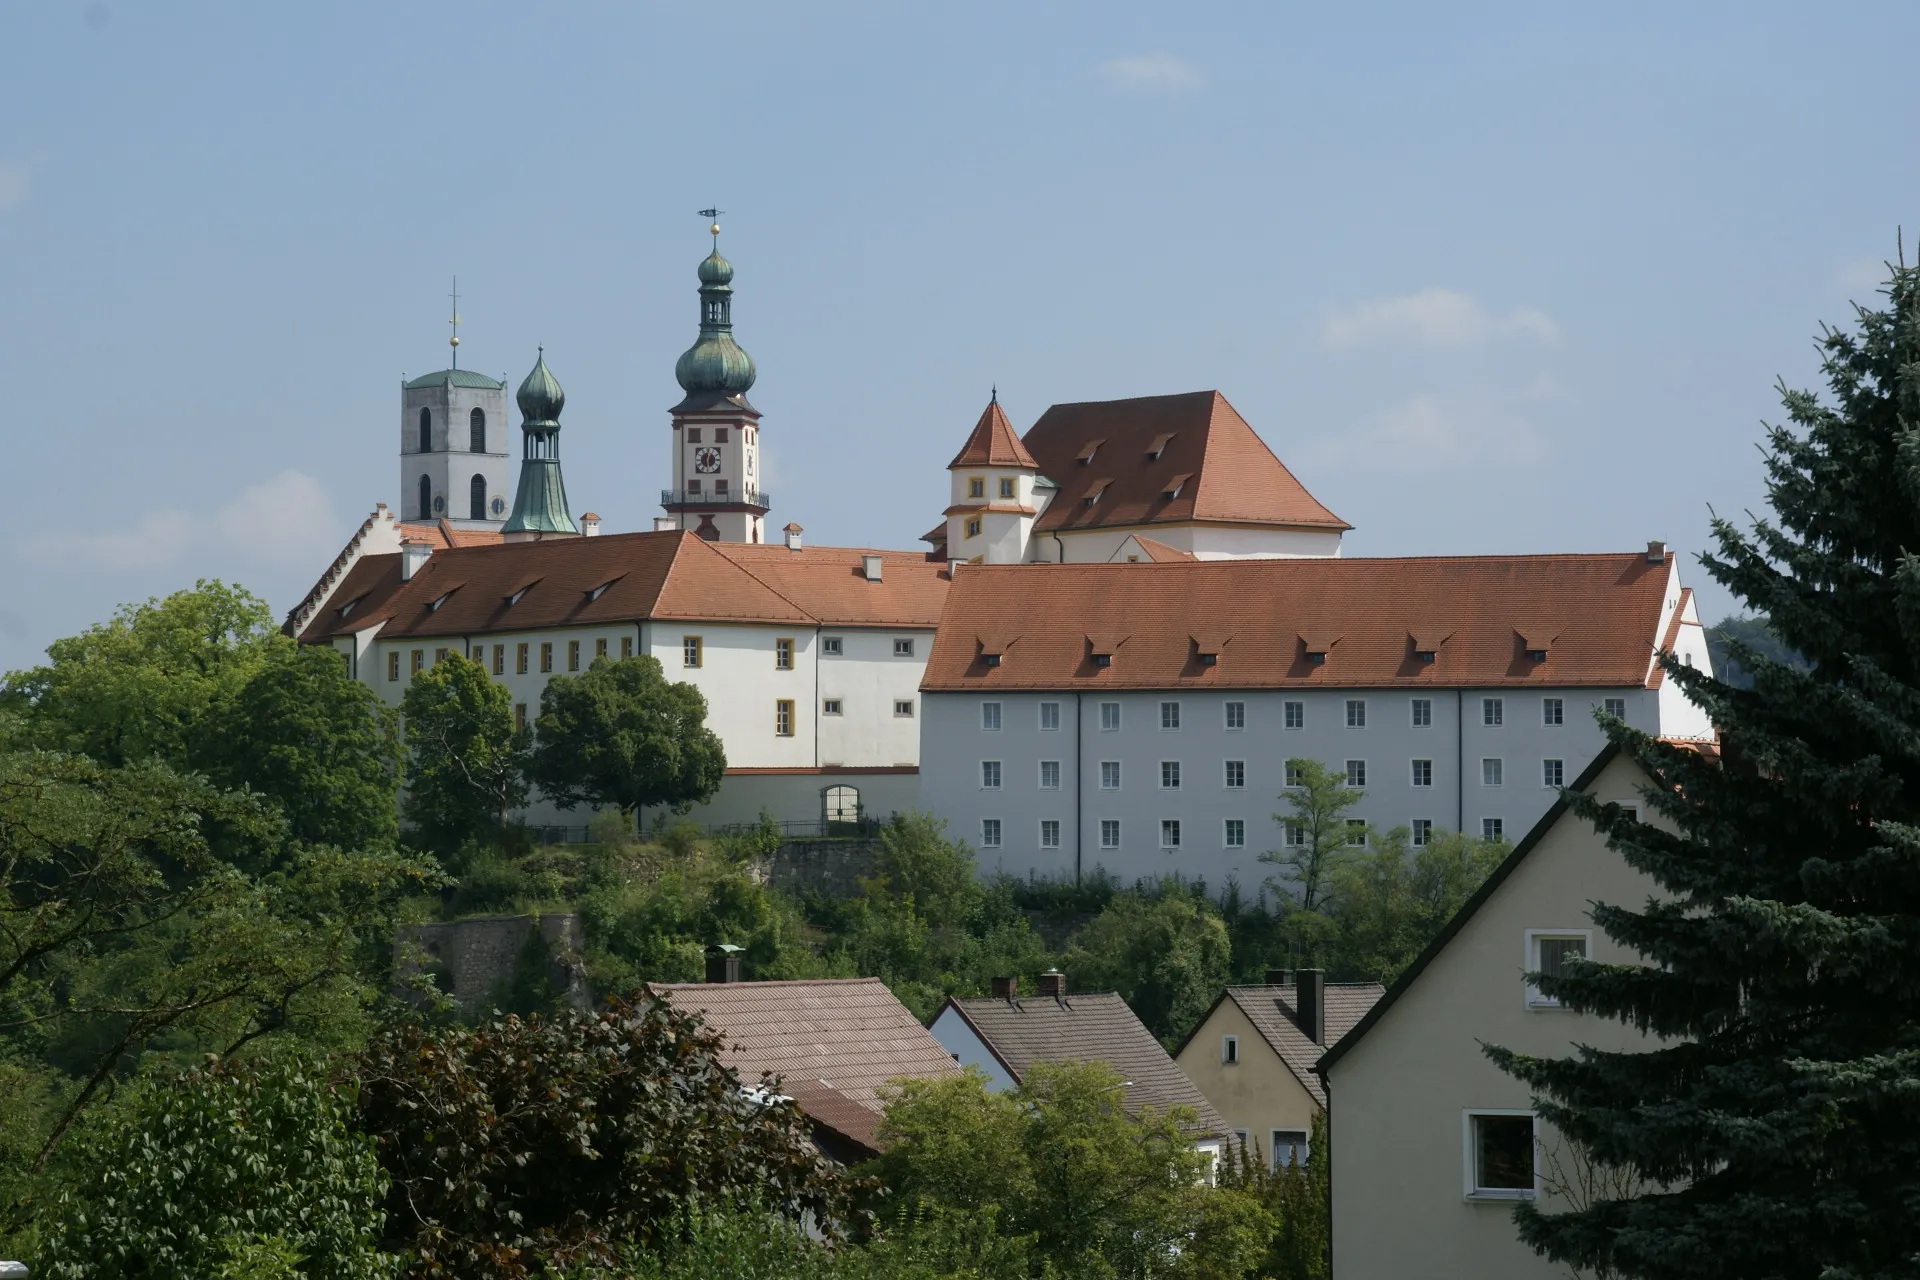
[1285,762,1305,787]
[981,760,1002,789]
[1483,817,1505,840]
[434,647,450,665]
[981,818,1001,848]
[822,698,843,715]
[621,636,633,658]
[1482,758,1503,787]
[1161,819,1181,848]
[775,699,795,736]
[1160,760,1181,789]
[686,427,702,443]
[965,517,982,538]
[540,642,554,673]
[1040,701,1061,731]
[775,638,794,670]
[968,477,985,498]
[981,702,1002,731]
[1160,701,1181,729]
[1526,930,1590,1008]
[1225,818,1245,848]
[1225,760,1245,789]
[1285,822,1307,848]
[493,644,506,676]
[1222,1035,1239,1065]
[1346,819,1368,846]
[1284,700,1305,730]
[1411,818,1433,846]
[1542,697,1564,726]
[822,636,843,656]
[1100,819,1121,849]
[1346,699,1367,728]
[1409,758,1433,788]
[387,651,400,681]
[1411,697,1432,727]
[894,699,915,717]
[568,640,580,672]
[410,649,424,674]
[1466,1112,1537,1197]
[1100,761,1121,790]
[684,636,703,668]
[1040,760,1061,790]
[1272,1129,1310,1170]
[998,477,1016,499]
[595,637,608,659]
[514,702,527,731]
[715,477,728,496]
[1543,758,1565,787]
[715,427,728,444]
[516,642,529,675]
[686,478,702,493]
[1483,697,1504,726]
[1604,696,1627,719]
[1346,759,1367,787]
[1041,819,1061,848]
[894,638,915,657]
[1225,700,1245,730]
[1100,701,1121,731]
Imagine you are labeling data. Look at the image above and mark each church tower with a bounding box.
[501,350,579,543]
[399,285,510,528]
[664,216,767,543]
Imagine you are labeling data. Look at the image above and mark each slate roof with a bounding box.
[920,551,1676,691]
[944,991,1228,1135]
[948,399,1039,469]
[1209,983,1383,1107]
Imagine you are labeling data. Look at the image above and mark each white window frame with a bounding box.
[1040,701,1061,731]
[1285,822,1307,848]
[893,637,915,657]
[1483,817,1505,840]
[1411,697,1432,727]
[1462,1109,1539,1200]
[1284,762,1306,788]
[1224,700,1245,730]
[1283,700,1305,730]
[1040,760,1062,790]
[981,701,1003,731]
[1411,818,1432,847]
[1345,698,1367,728]
[1543,758,1565,788]
[1220,1034,1239,1065]
[1224,759,1245,789]
[1346,759,1367,788]
[1100,761,1121,790]
[894,699,915,718]
[1542,697,1564,726]
[822,698,843,716]
[980,760,1002,790]
[1482,757,1504,787]
[1411,758,1433,788]
[1604,696,1627,719]
[821,635,843,656]
[1483,696,1504,727]
[1345,819,1368,846]
[980,818,1002,849]
[1100,819,1121,849]
[1100,701,1121,731]
[1524,928,1593,1009]
[1224,818,1245,848]
[1160,700,1181,730]
[1160,760,1181,790]
[1271,1128,1310,1169]
[1160,818,1181,849]
[1040,819,1061,849]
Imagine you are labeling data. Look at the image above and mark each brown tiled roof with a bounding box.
[948,399,1038,469]
[1125,536,1194,563]
[1220,983,1382,1107]
[945,991,1228,1135]
[705,543,949,628]
[1022,391,1349,534]
[398,519,506,549]
[921,552,1675,691]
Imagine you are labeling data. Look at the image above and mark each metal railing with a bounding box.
[659,488,772,509]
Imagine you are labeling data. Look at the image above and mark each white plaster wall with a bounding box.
[1046,524,1343,563]
[817,628,932,767]
[639,621,816,769]
[947,467,1038,564]
[929,1006,1016,1091]
[637,769,921,831]
[1659,600,1716,740]
[400,382,510,526]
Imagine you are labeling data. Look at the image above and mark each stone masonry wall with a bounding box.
[396,913,586,1014]
[763,838,881,899]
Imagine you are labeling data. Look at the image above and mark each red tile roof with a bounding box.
[1022,391,1348,534]
[398,519,506,549]
[948,399,1038,469]
[1125,536,1195,563]
[1213,983,1383,1107]
[921,552,1676,691]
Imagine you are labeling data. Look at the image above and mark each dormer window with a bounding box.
[1146,432,1175,460]
[1092,653,1112,668]
[1191,632,1227,668]
[428,588,456,613]
[1198,652,1217,667]
[1518,627,1557,664]
[1162,472,1192,500]
[1085,478,1113,507]
[1526,648,1548,663]
[1415,649,1436,663]
[504,578,540,608]
[586,575,624,603]
[1300,631,1339,666]
[982,653,1001,668]
[1076,438,1105,465]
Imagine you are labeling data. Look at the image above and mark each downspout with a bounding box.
[1074,691,1084,884]
[813,624,821,768]
[1456,688,1465,834]
[1051,532,1067,564]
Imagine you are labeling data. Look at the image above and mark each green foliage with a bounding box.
[529,655,726,819]
[1063,890,1230,1046]
[34,1055,399,1280]
[1260,759,1363,911]
[353,996,854,1279]
[1702,613,1806,690]
[1215,1112,1329,1280]
[1320,827,1507,982]
[400,652,529,856]
[1488,255,1920,1277]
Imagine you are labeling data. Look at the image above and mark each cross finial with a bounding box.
[991,383,998,405]
[699,207,725,247]
[448,277,461,368]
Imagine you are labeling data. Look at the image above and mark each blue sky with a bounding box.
[3,1,1916,670]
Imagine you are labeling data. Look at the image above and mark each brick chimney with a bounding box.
[704,943,743,984]
[991,975,1018,1001]
[1295,968,1324,1044]
[1036,969,1066,1000]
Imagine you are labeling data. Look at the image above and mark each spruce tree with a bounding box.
[1487,253,1920,1278]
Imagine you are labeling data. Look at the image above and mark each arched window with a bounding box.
[418,474,432,520]
[469,407,486,452]
[469,474,487,521]
[417,407,432,453]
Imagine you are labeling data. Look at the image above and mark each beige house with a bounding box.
[1173,971,1381,1168]
[1318,745,1674,1279]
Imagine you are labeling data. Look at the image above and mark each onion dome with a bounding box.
[675,240,756,398]
[697,250,734,286]
[516,348,565,426]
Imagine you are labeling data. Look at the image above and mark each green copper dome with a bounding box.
[697,250,733,286]
[404,368,505,391]
[503,349,577,536]
[516,349,565,425]
[675,244,756,398]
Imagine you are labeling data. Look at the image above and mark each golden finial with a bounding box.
[700,207,725,248]
[448,277,461,367]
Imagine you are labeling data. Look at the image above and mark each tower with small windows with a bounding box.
[944,392,1044,564]
[399,294,510,528]
[501,349,578,542]
[664,217,767,543]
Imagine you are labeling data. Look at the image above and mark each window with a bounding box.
[894,699,915,717]
[1543,758,1565,787]
[1161,819,1181,849]
[1483,697,1504,726]
[981,818,1002,848]
[981,761,1002,789]
[684,636,703,668]
[595,637,608,659]
[965,517,982,538]
[1346,699,1367,728]
[1411,758,1433,787]
[514,702,527,731]
[968,477,985,498]
[715,427,728,444]
[1411,697,1432,727]
[433,647,449,665]
[410,649,424,674]
[1285,823,1307,848]
[417,407,431,453]
[1160,761,1181,790]
[1272,1129,1310,1169]
[470,474,487,520]
[417,474,432,520]
[1040,701,1061,731]
[1465,1112,1536,1198]
[1040,819,1061,849]
[1526,930,1590,1008]
[516,642,529,674]
[822,699,843,715]
[1483,817,1505,840]
[998,477,1016,499]
[387,651,400,681]
[1221,1035,1239,1065]
[621,636,633,658]
[774,638,794,670]
[1604,696,1627,719]
[568,640,580,672]
[1346,759,1367,787]
[894,638,915,657]
[1225,818,1245,848]
[1100,761,1121,790]
[540,642,553,673]
[1040,760,1061,789]
[822,636,843,656]
[775,700,795,736]
[1100,820,1121,849]
[1285,762,1306,787]
[687,478,702,494]
[1482,758,1503,786]
[1160,701,1181,729]
[1412,818,1433,846]
[1543,697,1564,726]
[1233,1128,1251,1153]
[493,644,506,675]
[1225,760,1245,789]
[1225,700,1245,730]
[1284,700,1304,730]
[982,702,1002,731]
[1346,819,1368,846]
[1100,702,1121,731]
[686,427,701,443]
[716,479,728,496]
[469,407,486,452]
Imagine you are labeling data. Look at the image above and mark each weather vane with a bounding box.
[699,207,725,246]
[448,277,461,368]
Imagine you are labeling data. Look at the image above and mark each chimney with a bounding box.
[704,942,743,984]
[399,537,431,581]
[991,975,1018,1001]
[1036,968,1066,1000]
[582,512,601,537]
[1646,539,1667,563]
[784,522,804,551]
[1295,968,1324,1045]
[1265,968,1292,987]
[861,554,884,582]
[652,516,677,533]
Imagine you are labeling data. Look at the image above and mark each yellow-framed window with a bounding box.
[968,477,985,498]
[965,518,982,538]
[621,636,633,658]
[434,647,449,665]
[516,642,529,674]
[596,637,608,659]
[387,651,400,682]
[540,642,553,673]
[998,477,1016,499]
[775,699,795,736]
[492,644,505,675]
[514,703,527,731]
[568,639,580,671]
[410,649,424,674]
[684,636,703,668]
[775,637,794,670]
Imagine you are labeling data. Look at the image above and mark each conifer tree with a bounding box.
[1488,253,1920,1278]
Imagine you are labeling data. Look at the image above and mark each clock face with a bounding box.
[694,446,722,474]
[490,495,506,516]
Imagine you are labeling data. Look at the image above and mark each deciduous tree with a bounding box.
[399,652,528,854]
[1261,759,1363,912]
[528,656,725,823]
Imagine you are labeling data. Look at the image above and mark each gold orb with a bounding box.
[710,222,720,236]
[449,336,460,347]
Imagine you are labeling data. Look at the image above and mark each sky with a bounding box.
[3,1,1917,671]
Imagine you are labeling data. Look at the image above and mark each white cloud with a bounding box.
[1323,289,1560,350]
[15,471,337,572]
[0,162,29,212]
[1095,54,1206,95]
[1310,379,1559,472]
[217,470,339,566]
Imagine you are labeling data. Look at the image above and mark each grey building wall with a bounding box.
[401,379,510,526]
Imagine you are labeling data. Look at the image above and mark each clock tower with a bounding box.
[664,217,767,543]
